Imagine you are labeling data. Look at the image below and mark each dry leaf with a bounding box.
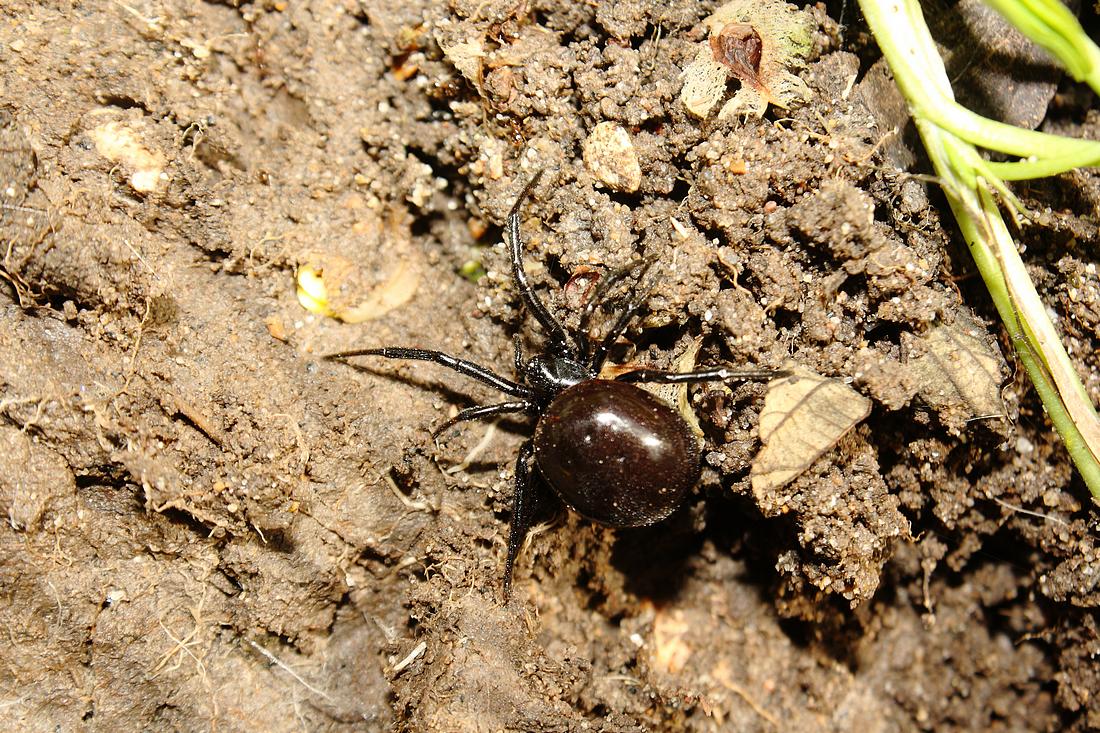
[651,607,692,675]
[296,252,420,323]
[751,366,871,493]
[680,0,813,119]
[434,19,485,88]
[439,37,484,86]
[649,340,705,440]
[905,319,1006,426]
[599,341,705,440]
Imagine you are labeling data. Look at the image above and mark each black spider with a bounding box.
[327,172,783,595]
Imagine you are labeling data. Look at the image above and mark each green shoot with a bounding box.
[858,0,1100,501]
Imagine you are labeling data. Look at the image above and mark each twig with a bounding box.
[713,661,779,728]
[245,638,334,702]
[382,472,434,512]
[993,497,1069,527]
[443,420,498,474]
[391,641,427,674]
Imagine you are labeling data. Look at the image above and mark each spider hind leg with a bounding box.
[503,440,537,598]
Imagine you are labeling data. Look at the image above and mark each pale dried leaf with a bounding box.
[650,607,692,675]
[673,341,706,439]
[680,47,728,118]
[337,259,420,323]
[643,340,705,440]
[906,319,1006,423]
[296,252,420,323]
[294,210,419,322]
[439,37,484,86]
[751,367,871,493]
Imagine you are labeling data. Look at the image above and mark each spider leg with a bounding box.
[577,269,629,337]
[578,254,659,341]
[512,334,525,375]
[615,366,789,384]
[573,258,643,359]
[587,257,659,372]
[507,172,576,357]
[431,400,532,439]
[503,439,537,598]
[325,347,536,399]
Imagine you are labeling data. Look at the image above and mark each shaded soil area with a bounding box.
[1,0,1098,730]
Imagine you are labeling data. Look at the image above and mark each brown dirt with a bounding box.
[1,0,1098,731]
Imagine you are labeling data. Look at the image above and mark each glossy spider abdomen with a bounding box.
[533,380,701,527]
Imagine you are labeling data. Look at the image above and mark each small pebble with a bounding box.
[582,122,641,193]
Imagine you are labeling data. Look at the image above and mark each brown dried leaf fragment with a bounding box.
[295,209,420,323]
[904,318,1007,429]
[641,339,705,440]
[709,23,766,95]
[681,0,813,119]
[751,367,871,493]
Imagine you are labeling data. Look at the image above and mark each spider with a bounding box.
[326,172,783,594]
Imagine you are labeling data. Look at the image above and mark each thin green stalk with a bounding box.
[858,0,1100,501]
[982,0,1100,92]
[930,125,1100,494]
[986,151,1100,180]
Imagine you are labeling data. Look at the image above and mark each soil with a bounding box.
[1,0,1098,731]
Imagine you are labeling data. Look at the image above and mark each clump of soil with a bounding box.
[1,0,1097,730]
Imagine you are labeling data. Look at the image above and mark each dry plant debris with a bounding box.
[295,210,421,323]
[752,367,872,492]
[904,317,1007,429]
[582,121,643,193]
[90,119,166,193]
[680,0,813,119]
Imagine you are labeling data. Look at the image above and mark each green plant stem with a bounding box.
[929,124,1100,495]
[868,0,1100,161]
[986,152,1100,181]
[859,0,1100,501]
[982,0,1100,93]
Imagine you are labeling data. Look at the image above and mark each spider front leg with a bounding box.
[512,334,525,376]
[503,439,537,597]
[587,257,659,372]
[615,366,788,384]
[507,172,579,358]
[574,255,655,359]
[325,347,536,399]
